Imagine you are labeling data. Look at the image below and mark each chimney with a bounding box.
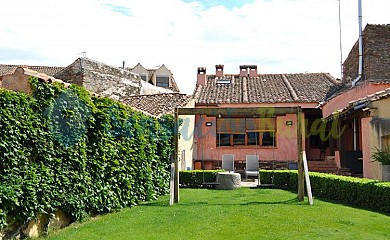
[249,65,258,77]
[215,64,224,78]
[239,65,248,77]
[197,67,207,85]
[122,61,125,69]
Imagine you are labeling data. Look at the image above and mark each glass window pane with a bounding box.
[233,134,245,145]
[261,132,275,146]
[247,132,259,145]
[218,134,230,146]
[156,76,169,87]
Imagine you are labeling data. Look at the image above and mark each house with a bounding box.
[191,64,342,171]
[0,67,69,93]
[54,58,173,101]
[128,63,180,92]
[122,93,195,170]
[322,24,390,179]
[0,64,64,77]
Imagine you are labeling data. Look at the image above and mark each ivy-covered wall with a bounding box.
[0,78,174,232]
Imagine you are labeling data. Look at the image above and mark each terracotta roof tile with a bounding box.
[195,73,341,104]
[0,64,63,76]
[121,93,192,117]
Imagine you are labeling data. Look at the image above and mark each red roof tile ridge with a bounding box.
[281,74,299,102]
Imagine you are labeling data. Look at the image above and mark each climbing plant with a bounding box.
[0,78,174,232]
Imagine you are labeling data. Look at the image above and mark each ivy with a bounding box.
[0,78,174,232]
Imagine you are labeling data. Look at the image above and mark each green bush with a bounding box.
[260,170,390,214]
[180,170,223,188]
[0,78,174,231]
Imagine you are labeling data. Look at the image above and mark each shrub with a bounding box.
[180,170,223,188]
[371,146,390,165]
[260,170,390,214]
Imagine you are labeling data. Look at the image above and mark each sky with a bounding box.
[1,0,390,94]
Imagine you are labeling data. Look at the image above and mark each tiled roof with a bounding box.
[326,88,390,119]
[54,58,172,101]
[195,73,341,104]
[0,64,63,76]
[121,93,192,117]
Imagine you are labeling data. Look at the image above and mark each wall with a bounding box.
[178,99,195,170]
[362,117,380,179]
[1,68,32,93]
[342,24,390,83]
[362,97,390,179]
[322,82,390,117]
[194,113,299,168]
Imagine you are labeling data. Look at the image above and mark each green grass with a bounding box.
[42,188,390,240]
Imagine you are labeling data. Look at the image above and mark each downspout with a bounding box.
[353,118,357,151]
[352,0,363,87]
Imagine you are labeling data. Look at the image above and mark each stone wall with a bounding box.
[343,24,390,83]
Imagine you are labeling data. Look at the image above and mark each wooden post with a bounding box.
[174,109,180,203]
[302,151,313,205]
[169,154,174,206]
[297,107,305,201]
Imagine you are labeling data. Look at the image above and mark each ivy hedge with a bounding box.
[260,170,390,214]
[0,78,174,232]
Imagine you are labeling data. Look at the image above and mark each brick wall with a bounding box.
[343,24,390,83]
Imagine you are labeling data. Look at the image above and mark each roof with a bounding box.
[325,87,390,120]
[54,58,172,101]
[127,63,180,92]
[0,64,64,76]
[194,73,341,105]
[121,93,192,117]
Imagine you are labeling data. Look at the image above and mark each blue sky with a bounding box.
[1,0,390,94]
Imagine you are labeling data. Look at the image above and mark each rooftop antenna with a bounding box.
[79,51,87,58]
[338,0,343,80]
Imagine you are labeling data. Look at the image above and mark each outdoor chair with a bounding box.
[222,154,235,172]
[245,155,259,180]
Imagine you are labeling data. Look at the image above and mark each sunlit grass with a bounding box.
[42,188,390,240]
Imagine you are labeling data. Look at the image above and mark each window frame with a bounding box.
[216,117,276,147]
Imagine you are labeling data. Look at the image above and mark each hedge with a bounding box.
[179,170,223,188]
[0,78,174,233]
[260,170,390,214]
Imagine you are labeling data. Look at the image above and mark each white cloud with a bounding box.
[1,0,390,94]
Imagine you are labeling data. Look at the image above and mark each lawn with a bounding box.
[42,188,390,240]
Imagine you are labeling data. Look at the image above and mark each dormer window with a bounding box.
[140,74,147,81]
[156,75,169,87]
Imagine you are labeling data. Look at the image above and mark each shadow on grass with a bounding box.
[141,197,301,207]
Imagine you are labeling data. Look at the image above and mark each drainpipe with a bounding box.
[352,0,363,87]
[353,118,357,151]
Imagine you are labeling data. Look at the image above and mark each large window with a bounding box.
[216,118,276,147]
[156,76,169,87]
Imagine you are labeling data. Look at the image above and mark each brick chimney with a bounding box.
[197,67,207,85]
[215,64,224,78]
[239,65,248,77]
[249,65,258,77]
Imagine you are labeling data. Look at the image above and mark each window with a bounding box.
[156,76,169,87]
[216,117,276,147]
[140,74,147,81]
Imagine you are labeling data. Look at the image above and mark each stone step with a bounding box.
[308,160,338,173]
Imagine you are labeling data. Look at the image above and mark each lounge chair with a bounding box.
[245,155,259,179]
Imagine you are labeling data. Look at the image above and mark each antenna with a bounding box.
[338,0,343,80]
[79,51,87,58]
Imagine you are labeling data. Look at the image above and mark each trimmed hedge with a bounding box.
[179,170,223,188]
[0,78,174,232]
[260,170,390,214]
